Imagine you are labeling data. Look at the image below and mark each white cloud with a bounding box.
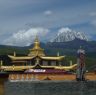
[44,10,52,16]
[3,27,49,46]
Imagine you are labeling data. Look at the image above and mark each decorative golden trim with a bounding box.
[8,55,65,61]
[1,64,77,71]
[8,55,35,60]
[40,56,65,60]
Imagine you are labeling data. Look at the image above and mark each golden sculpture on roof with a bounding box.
[28,36,45,57]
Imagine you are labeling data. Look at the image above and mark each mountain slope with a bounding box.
[51,27,89,42]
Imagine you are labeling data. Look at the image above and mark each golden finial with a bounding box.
[28,35,45,57]
[70,60,72,66]
[57,52,60,56]
[13,51,16,57]
[33,35,41,49]
[34,35,39,43]
[0,60,3,66]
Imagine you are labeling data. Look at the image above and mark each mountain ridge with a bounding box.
[0,39,96,55]
[51,27,89,42]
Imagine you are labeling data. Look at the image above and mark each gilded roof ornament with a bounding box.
[28,36,45,57]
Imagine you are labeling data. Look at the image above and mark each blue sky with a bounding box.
[0,0,96,46]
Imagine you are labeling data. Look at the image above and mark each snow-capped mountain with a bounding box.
[51,27,89,42]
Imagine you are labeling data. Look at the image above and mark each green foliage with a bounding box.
[0,47,28,55]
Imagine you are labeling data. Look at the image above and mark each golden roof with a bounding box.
[54,64,77,70]
[8,55,65,61]
[8,55,34,60]
[8,37,65,61]
[1,66,34,71]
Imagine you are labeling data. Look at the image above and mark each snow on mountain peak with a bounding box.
[57,27,72,36]
[51,27,89,42]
